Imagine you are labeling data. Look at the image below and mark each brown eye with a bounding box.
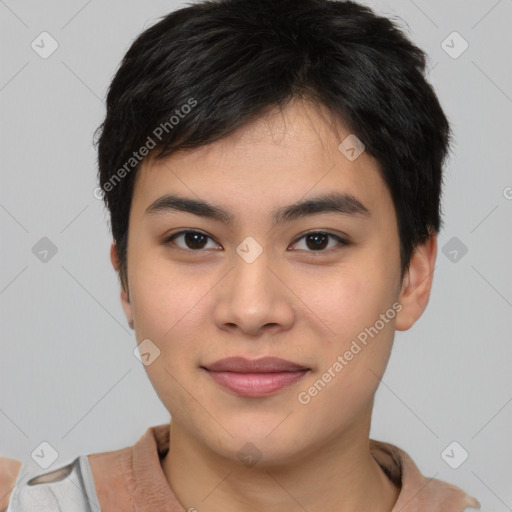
[165,231,220,250]
[290,232,348,252]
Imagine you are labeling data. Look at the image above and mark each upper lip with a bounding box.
[202,357,309,373]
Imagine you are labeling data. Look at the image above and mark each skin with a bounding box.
[0,457,22,511]
[110,99,437,512]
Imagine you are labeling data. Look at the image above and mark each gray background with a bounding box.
[1,0,511,509]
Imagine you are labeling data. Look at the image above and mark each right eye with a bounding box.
[164,230,222,251]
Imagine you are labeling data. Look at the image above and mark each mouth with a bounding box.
[200,357,310,397]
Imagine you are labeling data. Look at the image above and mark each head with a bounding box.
[95,0,450,464]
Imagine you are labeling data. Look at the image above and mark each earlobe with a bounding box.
[395,234,437,331]
[121,288,134,330]
[110,242,120,272]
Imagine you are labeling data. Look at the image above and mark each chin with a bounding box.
[205,423,312,467]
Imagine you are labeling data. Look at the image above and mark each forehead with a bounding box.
[130,100,393,226]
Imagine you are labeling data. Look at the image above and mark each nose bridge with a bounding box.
[232,243,275,308]
[212,240,295,334]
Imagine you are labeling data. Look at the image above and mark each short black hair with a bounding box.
[95,0,452,293]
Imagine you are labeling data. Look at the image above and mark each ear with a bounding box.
[395,234,437,331]
[110,242,134,330]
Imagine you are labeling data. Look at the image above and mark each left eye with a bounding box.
[164,230,348,252]
[290,232,348,252]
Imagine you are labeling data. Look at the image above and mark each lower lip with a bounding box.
[203,369,309,397]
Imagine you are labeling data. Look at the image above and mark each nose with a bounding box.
[212,247,295,336]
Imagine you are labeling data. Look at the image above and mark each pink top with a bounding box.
[87,424,481,512]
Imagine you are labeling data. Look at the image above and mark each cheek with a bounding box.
[127,260,210,414]
[129,254,209,341]
[296,294,396,433]
[308,265,397,384]
[304,264,390,341]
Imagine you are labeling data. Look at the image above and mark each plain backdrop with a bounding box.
[1,0,511,509]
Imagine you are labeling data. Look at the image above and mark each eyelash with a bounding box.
[163,230,350,254]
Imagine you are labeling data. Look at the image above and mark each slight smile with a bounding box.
[201,357,311,397]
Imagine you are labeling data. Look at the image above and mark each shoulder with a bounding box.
[0,457,22,512]
[5,455,101,512]
[369,440,481,511]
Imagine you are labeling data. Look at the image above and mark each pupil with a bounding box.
[185,233,206,249]
[307,233,328,250]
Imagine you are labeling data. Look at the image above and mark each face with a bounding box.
[112,100,436,465]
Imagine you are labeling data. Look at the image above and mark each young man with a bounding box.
[3,0,481,510]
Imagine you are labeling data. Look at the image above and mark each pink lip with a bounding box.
[201,357,310,397]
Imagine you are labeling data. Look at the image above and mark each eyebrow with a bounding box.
[145,192,371,225]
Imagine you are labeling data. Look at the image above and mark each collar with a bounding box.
[88,424,480,511]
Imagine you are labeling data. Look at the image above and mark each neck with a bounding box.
[161,418,400,512]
